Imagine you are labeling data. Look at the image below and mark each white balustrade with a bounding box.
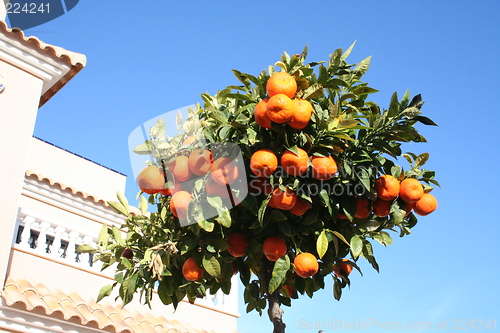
[14,208,239,316]
[14,209,99,273]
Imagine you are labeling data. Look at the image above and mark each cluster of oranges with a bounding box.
[226,233,319,279]
[373,174,438,217]
[249,148,338,215]
[255,72,313,130]
[336,175,438,220]
[136,139,242,220]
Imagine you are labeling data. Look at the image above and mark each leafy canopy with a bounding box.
[79,43,438,319]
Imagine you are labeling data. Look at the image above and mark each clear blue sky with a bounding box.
[14,1,500,332]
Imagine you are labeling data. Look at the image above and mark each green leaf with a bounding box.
[350,235,363,259]
[341,41,356,61]
[354,56,371,77]
[258,196,271,226]
[338,119,359,129]
[328,48,342,72]
[408,94,422,108]
[331,231,350,246]
[151,118,166,139]
[96,284,113,303]
[269,256,290,293]
[203,255,221,278]
[120,272,138,306]
[216,209,232,228]
[372,231,393,246]
[400,89,411,109]
[97,224,109,248]
[356,167,371,193]
[334,133,356,141]
[351,86,379,96]
[302,83,324,100]
[108,201,129,216]
[415,153,429,168]
[138,195,148,215]
[316,230,329,259]
[198,219,215,232]
[270,210,288,221]
[388,92,399,117]
[76,244,96,254]
[287,145,299,155]
[415,116,438,126]
[133,141,153,155]
[361,240,379,272]
[111,226,124,246]
[333,279,342,301]
[158,280,173,305]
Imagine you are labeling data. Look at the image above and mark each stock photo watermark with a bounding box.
[298,318,498,330]
[5,0,79,30]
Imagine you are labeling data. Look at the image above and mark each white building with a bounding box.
[0,5,239,333]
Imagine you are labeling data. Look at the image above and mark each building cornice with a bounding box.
[0,20,86,107]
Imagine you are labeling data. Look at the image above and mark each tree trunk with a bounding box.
[268,292,285,333]
[261,258,286,333]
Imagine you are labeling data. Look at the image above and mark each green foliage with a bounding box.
[77,44,438,318]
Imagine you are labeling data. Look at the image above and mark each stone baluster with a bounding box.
[50,226,65,259]
[19,216,35,249]
[66,231,79,264]
[80,236,93,267]
[35,221,50,254]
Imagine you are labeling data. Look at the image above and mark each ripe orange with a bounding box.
[226,233,249,258]
[136,166,166,194]
[399,178,424,203]
[405,201,415,216]
[266,72,297,98]
[333,259,353,278]
[263,236,287,261]
[211,157,239,185]
[170,191,192,219]
[413,193,438,216]
[294,252,319,278]
[266,94,295,124]
[182,135,196,146]
[169,155,192,182]
[290,198,310,216]
[182,257,204,281]
[206,179,230,198]
[375,175,400,201]
[354,198,371,219]
[250,149,278,177]
[271,187,297,210]
[372,199,392,217]
[289,98,313,129]
[254,98,272,129]
[311,155,338,180]
[188,149,213,176]
[280,147,309,176]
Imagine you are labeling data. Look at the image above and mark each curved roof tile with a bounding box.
[1,278,222,333]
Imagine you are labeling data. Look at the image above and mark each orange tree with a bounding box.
[78,44,439,333]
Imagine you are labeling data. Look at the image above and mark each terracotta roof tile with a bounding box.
[1,278,226,333]
[0,20,86,107]
[25,170,110,206]
[24,170,143,217]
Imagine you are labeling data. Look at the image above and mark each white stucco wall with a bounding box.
[26,137,126,202]
[0,58,44,288]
